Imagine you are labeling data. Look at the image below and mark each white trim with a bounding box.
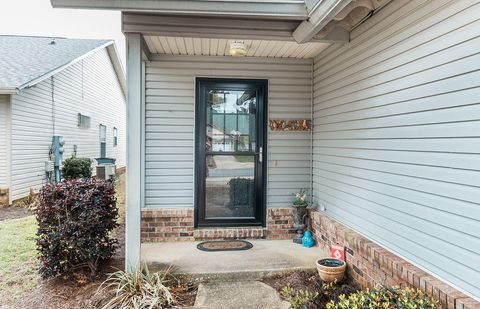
[140,60,146,225]
[50,0,308,20]
[122,13,348,43]
[125,33,143,271]
[105,44,127,96]
[140,35,151,61]
[5,95,12,205]
[0,89,18,94]
[149,53,313,64]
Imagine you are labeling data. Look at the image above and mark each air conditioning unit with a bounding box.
[96,164,116,181]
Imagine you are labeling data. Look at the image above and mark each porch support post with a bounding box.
[125,33,143,271]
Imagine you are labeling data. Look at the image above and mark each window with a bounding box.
[99,124,107,157]
[113,127,118,147]
[77,113,91,128]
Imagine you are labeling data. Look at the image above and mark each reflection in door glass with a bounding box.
[206,90,256,153]
[205,155,255,219]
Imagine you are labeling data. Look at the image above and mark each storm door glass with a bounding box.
[206,90,256,219]
[196,79,266,227]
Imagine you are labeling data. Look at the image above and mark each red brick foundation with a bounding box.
[310,211,480,309]
[141,207,297,243]
[266,208,297,239]
[141,209,195,242]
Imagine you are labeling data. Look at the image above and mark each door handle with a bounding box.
[258,147,263,163]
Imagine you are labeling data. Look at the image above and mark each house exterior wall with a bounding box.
[312,0,480,299]
[10,48,126,201]
[0,95,10,188]
[144,55,312,209]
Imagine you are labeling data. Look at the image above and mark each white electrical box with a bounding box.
[45,160,54,172]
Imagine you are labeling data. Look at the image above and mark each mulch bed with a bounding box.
[0,206,33,221]
[261,270,361,309]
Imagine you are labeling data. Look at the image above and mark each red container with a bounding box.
[330,244,345,261]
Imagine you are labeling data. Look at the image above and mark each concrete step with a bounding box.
[194,280,290,309]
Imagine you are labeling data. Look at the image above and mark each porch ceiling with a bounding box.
[143,36,330,59]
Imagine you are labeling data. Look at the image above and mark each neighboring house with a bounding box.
[207,124,236,152]
[0,36,126,205]
[51,0,480,306]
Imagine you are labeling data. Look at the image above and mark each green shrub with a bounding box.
[98,265,175,309]
[36,179,118,279]
[326,286,437,309]
[281,285,319,309]
[62,156,92,180]
[228,177,254,206]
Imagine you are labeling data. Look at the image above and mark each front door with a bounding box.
[195,78,267,227]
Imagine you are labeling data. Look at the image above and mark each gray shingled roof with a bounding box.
[0,36,114,91]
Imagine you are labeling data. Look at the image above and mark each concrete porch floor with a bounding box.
[142,240,329,280]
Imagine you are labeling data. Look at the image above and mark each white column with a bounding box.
[125,33,143,271]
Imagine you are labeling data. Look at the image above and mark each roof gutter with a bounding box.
[0,88,18,94]
[293,0,352,43]
[50,0,308,20]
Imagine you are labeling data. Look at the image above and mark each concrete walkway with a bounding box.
[194,280,290,309]
[142,239,328,280]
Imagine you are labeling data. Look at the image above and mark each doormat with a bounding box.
[197,240,253,252]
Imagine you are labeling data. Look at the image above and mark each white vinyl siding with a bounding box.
[10,48,126,201]
[0,95,9,187]
[312,0,480,298]
[144,55,312,208]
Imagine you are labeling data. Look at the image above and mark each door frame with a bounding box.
[194,77,268,228]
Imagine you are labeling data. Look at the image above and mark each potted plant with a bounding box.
[292,189,308,244]
[316,258,346,282]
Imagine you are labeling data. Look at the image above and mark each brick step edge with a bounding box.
[193,227,267,240]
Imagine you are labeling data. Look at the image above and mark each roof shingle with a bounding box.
[0,35,112,90]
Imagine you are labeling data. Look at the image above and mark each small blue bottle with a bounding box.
[302,230,315,248]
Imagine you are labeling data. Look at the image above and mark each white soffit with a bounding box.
[144,36,330,59]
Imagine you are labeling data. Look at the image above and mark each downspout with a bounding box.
[6,95,12,205]
[51,76,56,136]
[310,59,314,207]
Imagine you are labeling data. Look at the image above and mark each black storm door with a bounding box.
[195,78,267,227]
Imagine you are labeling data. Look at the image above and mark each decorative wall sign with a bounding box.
[269,119,311,131]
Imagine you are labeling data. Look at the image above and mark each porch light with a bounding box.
[229,41,247,57]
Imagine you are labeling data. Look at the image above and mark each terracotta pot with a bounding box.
[316,258,346,283]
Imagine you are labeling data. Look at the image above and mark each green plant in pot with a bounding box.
[292,189,308,244]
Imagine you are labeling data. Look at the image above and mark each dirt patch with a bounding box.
[261,270,361,309]
[0,206,33,221]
